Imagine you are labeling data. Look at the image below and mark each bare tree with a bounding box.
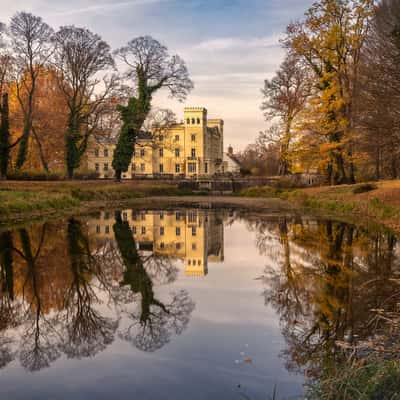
[356,0,400,179]
[52,26,117,178]
[112,36,193,181]
[261,55,310,175]
[9,12,54,171]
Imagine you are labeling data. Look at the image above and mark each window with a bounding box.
[95,163,99,172]
[188,163,196,173]
[191,118,195,124]
[159,135,164,141]
[141,226,146,234]
[176,227,181,236]
[132,211,137,220]
[104,149,108,157]
[176,212,181,221]
[159,164,164,173]
[140,149,145,157]
[175,164,180,173]
[186,118,190,124]
[140,163,145,172]
[105,225,110,234]
[94,149,99,157]
[188,212,197,222]
[198,260,201,265]
[141,213,146,220]
[176,242,181,250]
[192,243,197,250]
[175,135,180,141]
[197,118,200,124]
[205,163,208,173]
[160,226,164,236]
[175,148,180,157]
[160,242,165,249]
[191,148,196,158]
[123,212,128,221]
[192,226,197,236]
[132,226,137,234]
[159,148,163,157]
[159,212,164,220]
[131,163,136,171]
[188,260,191,266]
[104,163,109,171]
[104,212,110,220]
[191,134,196,142]
[96,225,100,234]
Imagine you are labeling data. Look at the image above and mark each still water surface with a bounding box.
[0,206,398,399]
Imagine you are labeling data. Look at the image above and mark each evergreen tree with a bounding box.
[0,93,10,179]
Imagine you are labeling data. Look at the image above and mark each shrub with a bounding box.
[352,183,377,194]
[238,186,278,197]
[73,170,100,180]
[240,167,252,176]
[7,170,63,181]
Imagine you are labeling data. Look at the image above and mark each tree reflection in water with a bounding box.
[252,216,400,377]
[113,211,194,352]
[0,213,195,371]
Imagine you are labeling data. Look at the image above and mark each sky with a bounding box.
[0,0,314,151]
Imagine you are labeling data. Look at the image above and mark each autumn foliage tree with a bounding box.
[261,55,310,175]
[284,0,375,184]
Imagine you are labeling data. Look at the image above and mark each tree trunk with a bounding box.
[32,126,49,173]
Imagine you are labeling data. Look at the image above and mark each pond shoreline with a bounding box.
[1,180,399,234]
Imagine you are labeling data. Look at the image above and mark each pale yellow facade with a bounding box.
[86,107,224,179]
[88,209,224,277]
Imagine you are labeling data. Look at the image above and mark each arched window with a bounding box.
[187,118,190,124]
[191,118,195,124]
[197,118,200,124]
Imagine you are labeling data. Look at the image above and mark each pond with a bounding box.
[0,205,399,399]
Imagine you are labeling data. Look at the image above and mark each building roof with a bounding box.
[224,152,242,166]
[94,130,152,145]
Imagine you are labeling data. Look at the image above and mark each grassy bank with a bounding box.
[2,179,400,233]
[238,180,400,234]
[0,180,196,223]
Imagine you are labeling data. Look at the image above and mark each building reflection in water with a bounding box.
[89,209,224,277]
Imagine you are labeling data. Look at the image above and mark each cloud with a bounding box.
[50,0,170,17]
[194,34,283,51]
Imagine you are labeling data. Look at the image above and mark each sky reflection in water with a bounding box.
[0,207,398,400]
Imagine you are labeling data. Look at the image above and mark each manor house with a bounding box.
[89,209,224,277]
[87,107,224,179]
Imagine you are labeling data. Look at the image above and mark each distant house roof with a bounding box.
[224,152,242,167]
